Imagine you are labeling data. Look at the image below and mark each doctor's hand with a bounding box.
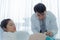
[45,31,53,37]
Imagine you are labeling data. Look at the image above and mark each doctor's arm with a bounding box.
[31,15,40,33]
[49,16,58,36]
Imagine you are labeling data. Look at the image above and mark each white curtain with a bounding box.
[0,0,60,39]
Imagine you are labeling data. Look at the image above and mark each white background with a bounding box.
[0,0,60,39]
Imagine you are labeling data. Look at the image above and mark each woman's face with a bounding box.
[6,20,16,32]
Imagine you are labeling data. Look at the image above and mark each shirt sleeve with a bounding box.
[47,11,58,36]
[31,14,40,33]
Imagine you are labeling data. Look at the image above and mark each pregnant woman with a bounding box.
[0,19,16,40]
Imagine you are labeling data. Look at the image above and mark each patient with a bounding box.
[1,19,16,32]
[0,19,17,40]
[0,19,29,40]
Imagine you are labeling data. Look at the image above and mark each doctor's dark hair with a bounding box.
[34,3,46,13]
[0,19,11,31]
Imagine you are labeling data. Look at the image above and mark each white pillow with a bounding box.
[0,27,3,40]
[1,31,29,40]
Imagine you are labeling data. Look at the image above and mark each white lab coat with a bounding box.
[31,11,58,36]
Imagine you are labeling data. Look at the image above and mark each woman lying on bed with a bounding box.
[0,19,17,40]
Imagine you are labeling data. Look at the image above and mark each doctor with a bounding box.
[31,3,58,37]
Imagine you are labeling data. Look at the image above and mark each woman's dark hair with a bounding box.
[34,3,46,13]
[0,19,11,30]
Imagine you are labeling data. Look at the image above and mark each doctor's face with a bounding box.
[36,11,46,20]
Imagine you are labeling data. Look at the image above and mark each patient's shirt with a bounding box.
[2,32,17,40]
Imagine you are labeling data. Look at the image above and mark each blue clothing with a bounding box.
[46,36,55,40]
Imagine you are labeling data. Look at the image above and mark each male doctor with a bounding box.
[31,3,58,37]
